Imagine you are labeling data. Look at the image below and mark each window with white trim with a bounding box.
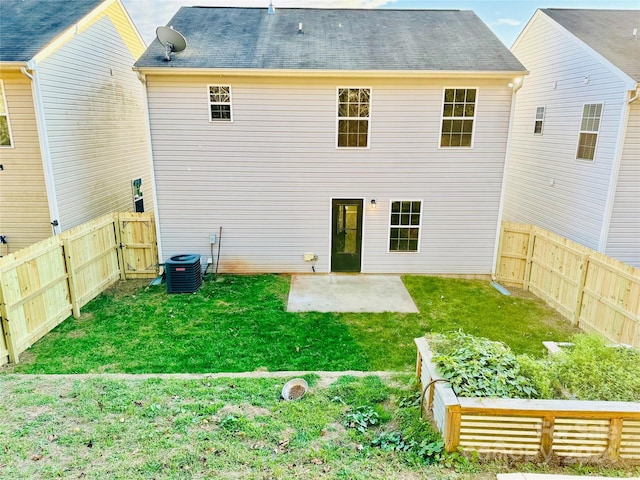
[389,200,422,252]
[0,81,12,147]
[576,103,602,161]
[534,106,545,135]
[208,85,232,122]
[337,87,370,148]
[440,88,476,147]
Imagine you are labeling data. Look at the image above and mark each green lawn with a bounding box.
[2,374,636,480]
[7,275,578,374]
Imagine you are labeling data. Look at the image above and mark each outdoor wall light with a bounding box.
[370,199,377,208]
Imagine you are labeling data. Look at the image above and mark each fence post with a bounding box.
[113,213,126,280]
[61,236,81,319]
[0,288,19,364]
[540,415,555,461]
[444,404,462,453]
[523,228,535,291]
[606,418,623,461]
[573,254,590,326]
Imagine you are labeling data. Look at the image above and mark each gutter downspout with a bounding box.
[491,77,524,280]
[135,71,164,265]
[597,86,638,254]
[21,65,61,235]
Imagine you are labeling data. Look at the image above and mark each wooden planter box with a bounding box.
[415,337,640,463]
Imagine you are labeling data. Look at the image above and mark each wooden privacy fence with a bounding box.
[496,222,640,348]
[0,212,157,366]
[415,337,640,462]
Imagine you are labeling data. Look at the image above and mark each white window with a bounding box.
[0,81,13,147]
[576,103,602,161]
[440,88,476,147]
[208,85,232,122]
[389,200,422,252]
[534,106,545,135]
[337,87,370,148]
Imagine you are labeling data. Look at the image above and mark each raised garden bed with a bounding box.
[415,337,640,463]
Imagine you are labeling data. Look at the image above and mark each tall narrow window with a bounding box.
[0,82,12,147]
[337,87,370,148]
[576,103,602,161]
[208,85,232,122]
[389,200,422,252]
[534,106,545,134]
[440,88,476,147]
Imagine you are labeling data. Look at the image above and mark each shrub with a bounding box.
[549,334,640,402]
[517,354,554,399]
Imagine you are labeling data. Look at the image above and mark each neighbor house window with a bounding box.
[534,106,545,134]
[0,81,12,147]
[208,85,232,121]
[576,103,602,161]
[337,87,370,148]
[389,200,422,252]
[440,88,476,147]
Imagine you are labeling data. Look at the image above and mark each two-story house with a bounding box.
[134,7,526,274]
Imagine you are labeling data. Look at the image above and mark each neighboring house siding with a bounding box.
[36,14,153,231]
[102,0,146,60]
[503,13,629,251]
[0,72,51,252]
[606,100,640,265]
[148,75,512,274]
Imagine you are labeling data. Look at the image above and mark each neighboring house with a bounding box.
[134,7,526,274]
[0,0,154,254]
[503,9,640,267]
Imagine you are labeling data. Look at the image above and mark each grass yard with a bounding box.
[5,275,578,374]
[2,374,636,480]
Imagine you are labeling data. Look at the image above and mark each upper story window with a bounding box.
[534,106,545,135]
[337,87,370,148]
[0,81,13,147]
[208,85,232,122]
[389,200,422,252]
[576,103,602,161]
[440,88,476,148]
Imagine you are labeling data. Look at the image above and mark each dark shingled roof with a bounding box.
[135,7,525,73]
[543,9,640,82]
[0,0,105,62]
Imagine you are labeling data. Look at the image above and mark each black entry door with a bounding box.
[331,199,363,272]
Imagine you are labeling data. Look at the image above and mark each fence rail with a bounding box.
[496,222,640,348]
[416,337,640,462]
[0,212,157,366]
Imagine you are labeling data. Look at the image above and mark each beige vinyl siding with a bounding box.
[606,101,640,267]
[148,75,512,274]
[0,72,51,253]
[504,12,629,252]
[102,0,146,59]
[36,14,153,231]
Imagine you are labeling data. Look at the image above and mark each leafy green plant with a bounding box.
[371,431,416,452]
[431,332,539,399]
[343,405,379,432]
[398,392,421,408]
[416,438,446,463]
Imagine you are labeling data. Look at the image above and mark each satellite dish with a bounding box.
[156,26,187,61]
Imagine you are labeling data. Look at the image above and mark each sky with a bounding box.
[122,0,640,49]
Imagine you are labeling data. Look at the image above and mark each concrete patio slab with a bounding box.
[287,275,419,313]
